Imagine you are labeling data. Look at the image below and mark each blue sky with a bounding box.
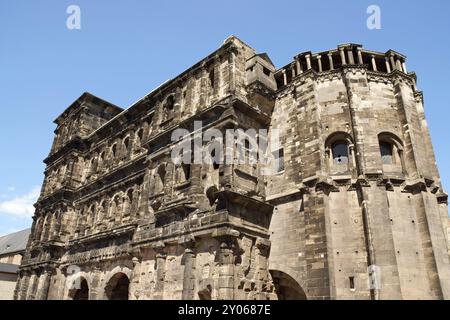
[0,0,449,236]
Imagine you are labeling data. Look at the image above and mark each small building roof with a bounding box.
[0,228,31,257]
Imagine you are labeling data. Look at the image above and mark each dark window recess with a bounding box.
[211,149,220,170]
[273,148,285,172]
[349,276,355,289]
[380,141,394,164]
[332,142,349,164]
[263,67,271,77]
[209,69,215,88]
[112,144,117,157]
[137,129,143,142]
[182,163,191,180]
[165,95,175,111]
[123,137,130,150]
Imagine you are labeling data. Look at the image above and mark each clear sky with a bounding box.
[0,0,449,236]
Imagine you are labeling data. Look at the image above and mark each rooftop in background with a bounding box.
[0,229,31,257]
[0,263,19,274]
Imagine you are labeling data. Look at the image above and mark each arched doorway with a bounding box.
[105,273,130,300]
[270,270,307,300]
[69,278,89,300]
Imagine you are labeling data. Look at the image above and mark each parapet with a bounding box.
[274,44,410,89]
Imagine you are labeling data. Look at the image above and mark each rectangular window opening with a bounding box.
[349,276,355,290]
[272,148,285,173]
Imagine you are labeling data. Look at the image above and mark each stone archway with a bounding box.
[270,270,307,300]
[105,272,130,300]
[68,278,89,300]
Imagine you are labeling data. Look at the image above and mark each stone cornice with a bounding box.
[69,224,137,247]
[44,136,87,165]
[35,188,76,210]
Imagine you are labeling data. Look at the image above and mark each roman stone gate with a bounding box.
[14,37,450,300]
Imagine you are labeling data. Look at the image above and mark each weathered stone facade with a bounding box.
[15,37,450,300]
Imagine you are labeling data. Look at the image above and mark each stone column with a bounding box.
[396,59,403,72]
[199,67,207,107]
[371,55,378,71]
[227,49,236,95]
[347,48,355,64]
[357,48,364,64]
[252,238,272,300]
[36,268,53,300]
[328,53,334,70]
[13,271,24,300]
[217,238,236,300]
[402,61,407,73]
[26,270,39,300]
[339,48,347,65]
[182,246,197,300]
[13,276,21,300]
[154,250,167,300]
[305,55,312,70]
[389,54,396,71]
[130,257,143,300]
[317,55,323,72]
[89,267,103,300]
[18,271,31,300]
[385,57,391,73]
[282,69,287,85]
[296,59,303,75]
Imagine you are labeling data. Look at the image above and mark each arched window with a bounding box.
[332,141,349,164]
[69,278,89,300]
[127,190,133,204]
[105,273,130,300]
[98,151,106,171]
[325,132,354,174]
[136,129,143,143]
[182,163,191,180]
[162,95,175,123]
[378,132,404,173]
[123,137,130,152]
[164,95,175,111]
[209,69,215,88]
[111,144,118,158]
[154,164,167,194]
[97,200,106,223]
[109,196,120,218]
